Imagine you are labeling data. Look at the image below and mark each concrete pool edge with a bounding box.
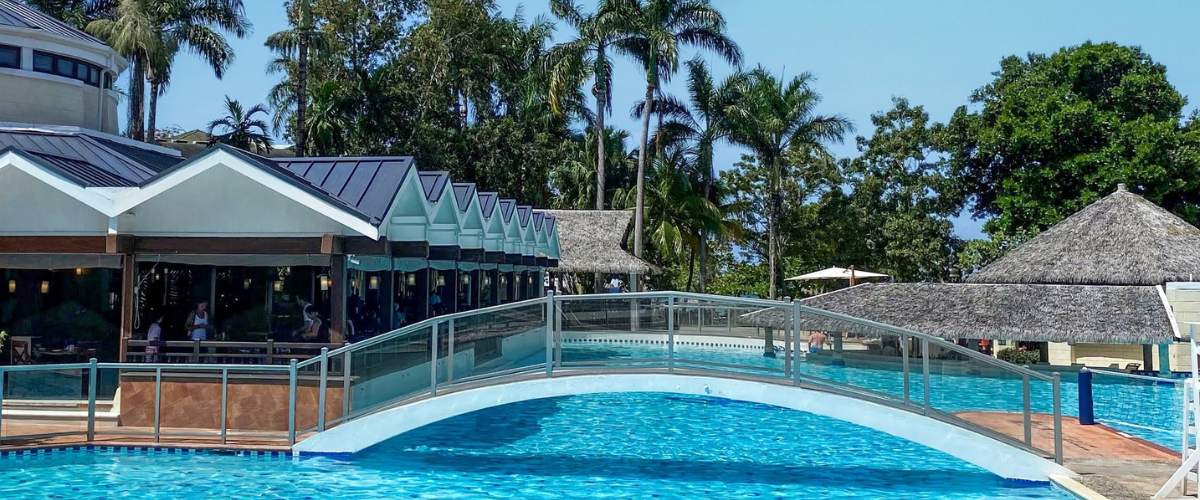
[1051,474,1111,500]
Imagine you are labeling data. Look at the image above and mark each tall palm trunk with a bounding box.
[128,58,146,141]
[594,77,606,211]
[294,33,308,157]
[634,81,653,259]
[685,246,696,292]
[147,80,159,142]
[698,236,708,293]
[767,162,781,300]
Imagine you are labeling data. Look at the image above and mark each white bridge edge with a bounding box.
[293,373,1070,482]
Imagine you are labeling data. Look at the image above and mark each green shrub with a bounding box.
[997,347,1040,365]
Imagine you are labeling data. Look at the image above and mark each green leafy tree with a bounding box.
[724,68,852,299]
[206,96,272,152]
[841,98,963,281]
[610,0,742,259]
[943,41,1200,236]
[23,0,116,29]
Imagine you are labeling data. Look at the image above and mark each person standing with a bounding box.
[185,301,210,341]
[145,316,163,363]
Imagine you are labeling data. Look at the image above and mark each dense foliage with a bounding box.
[29,0,1200,297]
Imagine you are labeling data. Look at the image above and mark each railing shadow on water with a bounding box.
[0,291,1063,465]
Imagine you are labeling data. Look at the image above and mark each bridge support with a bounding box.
[293,373,1069,482]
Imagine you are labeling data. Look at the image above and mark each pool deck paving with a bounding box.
[960,411,1187,499]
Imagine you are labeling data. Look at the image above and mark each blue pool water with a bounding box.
[0,393,1071,499]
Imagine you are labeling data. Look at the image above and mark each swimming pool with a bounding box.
[0,393,1072,499]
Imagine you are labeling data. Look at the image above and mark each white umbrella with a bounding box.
[785,266,888,284]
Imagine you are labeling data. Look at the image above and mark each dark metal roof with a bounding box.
[452,183,476,213]
[20,150,135,187]
[478,192,498,218]
[419,171,449,203]
[277,156,415,224]
[0,0,105,45]
[517,206,532,227]
[498,199,516,223]
[94,138,182,173]
[544,215,555,235]
[533,211,545,231]
[0,128,169,185]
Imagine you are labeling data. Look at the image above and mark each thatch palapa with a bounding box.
[967,185,1200,286]
[741,282,1173,344]
[544,210,656,274]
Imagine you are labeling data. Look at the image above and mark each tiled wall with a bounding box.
[119,374,343,432]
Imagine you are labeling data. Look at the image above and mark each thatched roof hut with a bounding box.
[745,185,1193,344]
[967,184,1200,285]
[741,282,1174,343]
[543,210,656,274]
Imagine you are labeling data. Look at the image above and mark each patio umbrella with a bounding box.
[784,266,888,286]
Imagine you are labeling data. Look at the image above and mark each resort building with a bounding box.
[0,0,123,134]
[0,124,559,365]
[746,184,1196,373]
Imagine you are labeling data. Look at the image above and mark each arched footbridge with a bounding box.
[287,292,1070,482]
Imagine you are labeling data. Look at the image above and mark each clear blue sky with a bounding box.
[148,0,1200,240]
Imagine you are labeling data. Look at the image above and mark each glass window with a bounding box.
[54,57,73,77]
[102,72,112,89]
[75,62,89,80]
[0,45,18,69]
[87,67,99,85]
[32,52,52,72]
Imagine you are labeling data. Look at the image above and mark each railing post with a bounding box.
[793,300,802,387]
[1078,368,1095,425]
[447,319,455,384]
[901,334,910,404]
[430,320,440,396]
[153,367,162,443]
[266,340,275,365]
[192,339,201,364]
[0,370,5,440]
[86,358,97,441]
[342,351,353,418]
[784,302,792,379]
[545,292,554,377]
[921,338,931,414]
[317,347,329,432]
[667,296,675,373]
[220,368,228,444]
[1053,372,1064,465]
[287,359,297,445]
[1022,375,1032,446]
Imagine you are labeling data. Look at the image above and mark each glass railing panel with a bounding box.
[0,365,89,443]
[447,301,547,382]
[347,325,433,414]
[670,297,789,377]
[557,296,668,369]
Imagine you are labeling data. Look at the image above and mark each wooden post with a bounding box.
[117,253,136,362]
[330,255,347,344]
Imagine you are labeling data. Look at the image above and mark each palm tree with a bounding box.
[547,0,624,210]
[724,68,853,300]
[206,96,272,152]
[655,58,739,292]
[88,0,249,142]
[144,0,249,142]
[24,0,117,29]
[304,80,351,156]
[551,126,637,209]
[266,0,318,156]
[609,0,741,261]
[87,0,162,140]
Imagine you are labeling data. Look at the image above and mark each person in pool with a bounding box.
[808,330,827,353]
